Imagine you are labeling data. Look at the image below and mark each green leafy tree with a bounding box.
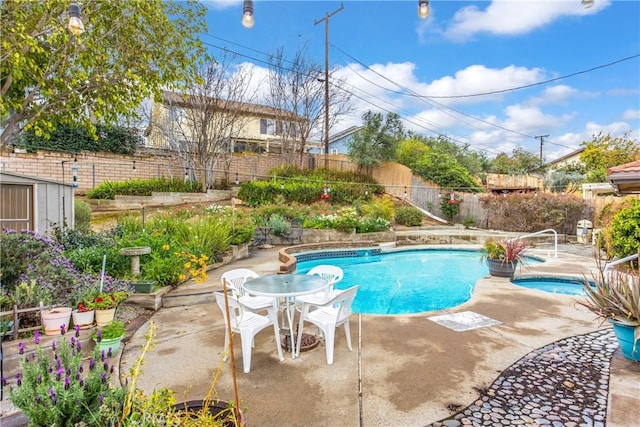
[396,137,483,192]
[489,147,541,174]
[1,0,208,146]
[347,111,405,173]
[580,132,640,183]
[18,123,141,154]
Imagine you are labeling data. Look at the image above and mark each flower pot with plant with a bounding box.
[41,306,73,336]
[7,329,124,427]
[90,291,130,326]
[578,262,640,362]
[71,288,98,329]
[481,238,529,278]
[93,319,127,355]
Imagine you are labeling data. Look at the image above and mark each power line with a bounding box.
[395,54,639,99]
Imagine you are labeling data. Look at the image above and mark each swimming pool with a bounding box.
[511,276,591,296]
[295,249,488,315]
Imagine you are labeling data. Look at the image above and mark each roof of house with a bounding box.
[161,91,305,122]
[607,159,640,194]
[329,126,362,143]
[545,147,585,167]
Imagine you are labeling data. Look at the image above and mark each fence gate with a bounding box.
[0,184,33,232]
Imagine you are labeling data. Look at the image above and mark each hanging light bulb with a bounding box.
[242,0,255,29]
[581,0,594,8]
[418,0,430,19]
[68,2,84,35]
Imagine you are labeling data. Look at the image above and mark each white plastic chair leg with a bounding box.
[241,331,254,373]
[344,321,352,351]
[324,327,336,365]
[272,323,284,361]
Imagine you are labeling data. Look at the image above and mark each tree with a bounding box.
[489,147,541,174]
[396,136,483,192]
[580,132,640,183]
[347,111,405,173]
[150,54,257,190]
[266,44,352,166]
[1,0,208,147]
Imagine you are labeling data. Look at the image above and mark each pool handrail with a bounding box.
[516,229,558,258]
[603,253,639,277]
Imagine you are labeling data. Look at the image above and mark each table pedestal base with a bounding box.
[281,332,320,353]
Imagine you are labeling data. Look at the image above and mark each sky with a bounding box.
[199,0,640,162]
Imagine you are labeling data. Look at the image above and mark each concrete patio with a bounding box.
[117,244,639,426]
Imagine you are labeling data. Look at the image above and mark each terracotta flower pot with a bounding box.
[94,308,116,327]
[171,400,245,426]
[41,307,73,336]
[72,309,95,329]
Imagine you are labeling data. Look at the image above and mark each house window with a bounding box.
[260,119,276,136]
[330,148,338,155]
[169,106,185,123]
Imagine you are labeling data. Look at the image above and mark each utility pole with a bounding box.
[535,134,549,166]
[315,3,344,168]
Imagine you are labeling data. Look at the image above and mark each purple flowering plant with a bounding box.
[6,328,124,426]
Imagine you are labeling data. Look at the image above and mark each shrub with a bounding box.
[479,192,590,233]
[86,178,202,200]
[8,330,124,426]
[269,214,291,237]
[395,206,423,226]
[440,196,460,223]
[74,200,92,232]
[360,196,395,222]
[606,200,640,265]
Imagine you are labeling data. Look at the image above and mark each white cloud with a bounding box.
[607,88,640,97]
[527,85,598,106]
[422,64,546,104]
[443,0,611,42]
[623,109,640,120]
[201,0,241,10]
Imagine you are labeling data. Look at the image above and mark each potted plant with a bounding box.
[89,290,130,326]
[481,237,529,278]
[93,319,127,354]
[578,263,640,362]
[7,329,124,426]
[71,288,98,329]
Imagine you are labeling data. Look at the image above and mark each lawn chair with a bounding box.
[215,292,284,373]
[296,285,359,364]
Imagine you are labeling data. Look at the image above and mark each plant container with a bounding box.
[610,320,640,362]
[41,307,73,336]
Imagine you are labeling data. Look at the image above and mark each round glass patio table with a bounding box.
[243,274,329,358]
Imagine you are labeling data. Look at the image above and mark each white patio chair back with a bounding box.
[221,268,277,316]
[296,285,359,364]
[214,292,283,373]
[306,265,344,287]
[221,268,260,297]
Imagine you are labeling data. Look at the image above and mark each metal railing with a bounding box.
[604,253,639,276]
[518,229,558,257]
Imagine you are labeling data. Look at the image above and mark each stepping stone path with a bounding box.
[428,329,617,427]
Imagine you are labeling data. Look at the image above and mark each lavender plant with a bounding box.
[5,327,124,426]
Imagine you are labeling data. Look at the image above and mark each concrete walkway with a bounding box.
[117,244,639,427]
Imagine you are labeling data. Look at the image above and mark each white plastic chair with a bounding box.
[215,292,284,373]
[296,265,344,309]
[221,268,276,315]
[296,285,359,364]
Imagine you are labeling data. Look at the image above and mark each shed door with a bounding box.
[0,184,33,232]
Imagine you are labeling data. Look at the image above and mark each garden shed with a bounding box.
[0,171,74,234]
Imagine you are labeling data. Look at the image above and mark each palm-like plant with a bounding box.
[579,263,640,326]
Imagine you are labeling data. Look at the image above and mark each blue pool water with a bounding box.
[296,249,488,315]
[511,277,591,296]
